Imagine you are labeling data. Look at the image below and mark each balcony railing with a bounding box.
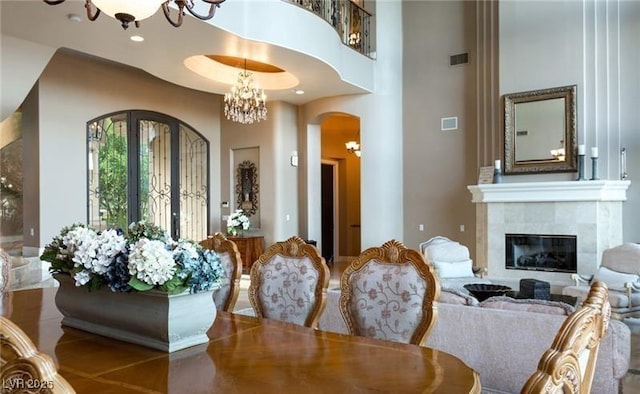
[285,0,373,58]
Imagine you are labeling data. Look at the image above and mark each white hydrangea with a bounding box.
[128,239,176,286]
[63,226,98,270]
[92,229,127,274]
[73,270,91,287]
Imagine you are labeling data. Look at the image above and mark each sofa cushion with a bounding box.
[592,266,640,292]
[440,287,479,306]
[480,296,575,316]
[432,259,474,278]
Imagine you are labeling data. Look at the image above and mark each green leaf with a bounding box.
[160,275,188,295]
[128,276,154,292]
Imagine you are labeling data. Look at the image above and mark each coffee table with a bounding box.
[507,291,579,308]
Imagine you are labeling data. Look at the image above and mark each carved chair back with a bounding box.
[339,240,440,345]
[0,316,75,393]
[248,236,329,328]
[522,281,611,393]
[200,233,243,312]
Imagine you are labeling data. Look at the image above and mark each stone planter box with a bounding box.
[54,274,216,352]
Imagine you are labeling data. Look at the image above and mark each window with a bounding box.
[88,111,209,241]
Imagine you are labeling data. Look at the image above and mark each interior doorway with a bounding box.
[321,160,338,263]
[318,113,361,261]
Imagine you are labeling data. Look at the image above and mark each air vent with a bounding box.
[450,52,469,66]
[516,130,528,136]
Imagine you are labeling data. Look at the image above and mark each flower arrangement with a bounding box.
[41,221,225,294]
[226,209,250,236]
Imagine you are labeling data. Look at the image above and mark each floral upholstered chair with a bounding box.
[339,239,440,345]
[1,316,75,393]
[523,281,611,393]
[0,248,10,292]
[200,233,243,312]
[563,243,640,320]
[248,236,330,328]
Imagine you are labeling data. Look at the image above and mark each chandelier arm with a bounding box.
[84,0,100,21]
[185,2,221,21]
[43,0,67,5]
[162,1,185,28]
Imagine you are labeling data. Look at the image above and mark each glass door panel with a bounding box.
[179,124,208,241]
[88,114,129,231]
[138,120,172,234]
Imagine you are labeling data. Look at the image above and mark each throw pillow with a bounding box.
[432,259,474,279]
[480,296,575,316]
[592,266,640,292]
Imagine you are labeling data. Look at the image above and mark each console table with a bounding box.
[228,235,264,274]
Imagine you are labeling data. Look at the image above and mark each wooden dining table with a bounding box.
[2,287,480,393]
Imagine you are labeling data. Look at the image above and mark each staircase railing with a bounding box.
[285,0,373,58]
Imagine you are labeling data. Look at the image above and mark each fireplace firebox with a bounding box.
[505,234,577,273]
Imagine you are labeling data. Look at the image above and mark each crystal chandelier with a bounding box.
[43,0,225,29]
[224,61,268,125]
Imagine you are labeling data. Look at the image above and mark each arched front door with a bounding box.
[87,110,209,241]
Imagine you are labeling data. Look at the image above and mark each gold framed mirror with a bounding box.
[504,85,577,174]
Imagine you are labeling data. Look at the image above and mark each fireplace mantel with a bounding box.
[468,180,630,203]
[468,180,631,290]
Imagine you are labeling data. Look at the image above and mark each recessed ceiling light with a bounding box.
[67,13,82,23]
[294,89,305,95]
[130,35,145,42]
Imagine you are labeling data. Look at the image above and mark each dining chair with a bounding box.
[522,281,611,393]
[0,316,75,393]
[339,239,440,345]
[0,248,10,292]
[248,236,330,328]
[200,233,243,312]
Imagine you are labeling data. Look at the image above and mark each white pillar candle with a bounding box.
[578,144,585,155]
[495,159,501,170]
[591,147,598,158]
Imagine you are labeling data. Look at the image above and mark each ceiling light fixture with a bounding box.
[345,131,361,158]
[43,0,225,30]
[224,59,267,125]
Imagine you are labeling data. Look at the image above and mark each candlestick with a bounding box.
[578,144,585,155]
[590,156,599,180]
[576,154,586,181]
[493,161,502,184]
[591,147,598,158]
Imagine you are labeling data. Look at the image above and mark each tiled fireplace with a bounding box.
[467,180,630,289]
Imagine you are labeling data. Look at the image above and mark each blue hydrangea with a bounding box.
[104,251,133,292]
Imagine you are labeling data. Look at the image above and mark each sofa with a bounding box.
[317,288,631,394]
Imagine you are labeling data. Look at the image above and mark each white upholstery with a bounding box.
[563,243,640,319]
[432,259,474,278]
[419,236,491,292]
[592,266,639,292]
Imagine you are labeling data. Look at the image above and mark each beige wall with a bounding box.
[402,0,478,255]
[29,50,221,251]
[220,100,299,248]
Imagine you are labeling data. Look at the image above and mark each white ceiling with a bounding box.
[0,0,371,106]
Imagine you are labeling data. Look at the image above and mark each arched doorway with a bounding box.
[320,114,361,262]
[87,110,210,241]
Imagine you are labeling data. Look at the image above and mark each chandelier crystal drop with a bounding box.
[224,70,268,125]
